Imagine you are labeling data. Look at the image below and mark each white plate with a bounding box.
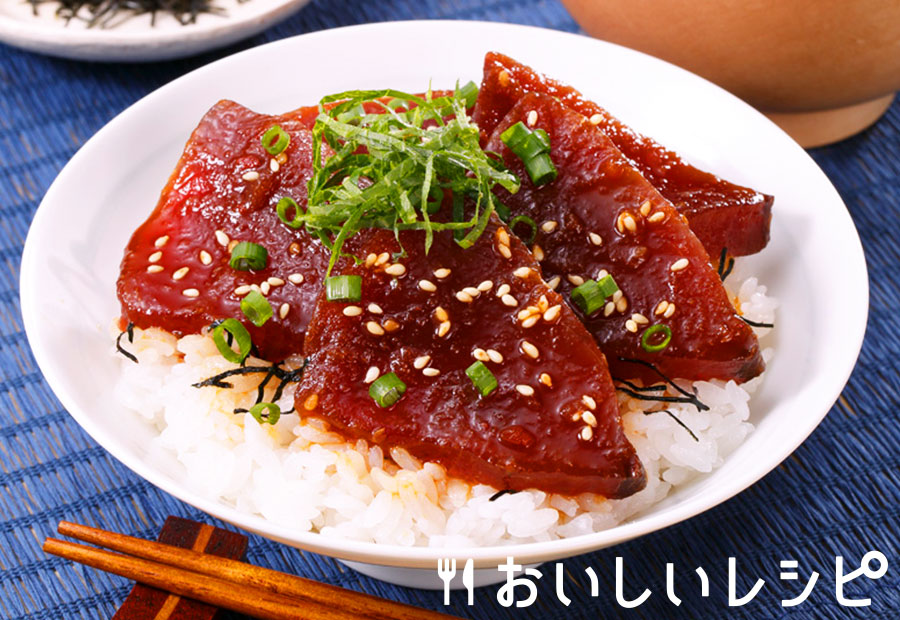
[20,21,867,572]
[0,0,309,61]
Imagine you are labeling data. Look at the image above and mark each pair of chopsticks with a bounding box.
[44,521,457,620]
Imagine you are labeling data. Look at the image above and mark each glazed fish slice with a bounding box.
[117,101,329,361]
[485,92,764,384]
[297,219,645,499]
[473,52,773,258]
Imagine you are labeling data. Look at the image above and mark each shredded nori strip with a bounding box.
[194,358,307,417]
[717,247,735,282]
[489,489,519,502]
[741,316,775,329]
[29,0,240,29]
[115,322,138,364]
[614,357,709,412]
[644,409,699,442]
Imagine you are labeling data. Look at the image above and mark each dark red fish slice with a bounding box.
[297,219,645,498]
[117,101,329,361]
[485,93,764,384]
[473,52,773,258]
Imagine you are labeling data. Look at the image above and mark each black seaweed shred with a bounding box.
[717,247,735,282]
[193,359,307,416]
[644,409,699,442]
[115,322,138,364]
[489,489,520,502]
[741,317,775,329]
[614,357,709,412]
[29,0,243,29]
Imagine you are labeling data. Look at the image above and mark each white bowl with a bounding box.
[20,21,866,585]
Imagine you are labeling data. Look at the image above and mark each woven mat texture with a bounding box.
[1,1,898,618]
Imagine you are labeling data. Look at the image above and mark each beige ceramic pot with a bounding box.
[561,0,900,146]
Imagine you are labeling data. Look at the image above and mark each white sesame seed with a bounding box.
[385,263,407,276]
[517,307,537,321]
[546,276,560,290]
[437,321,451,338]
[664,303,676,318]
[462,286,481,298]
[582,395,597,410]
[537,295,549,312]
[567,274,585,286]
[172,267,189,280]
[596,269,609,280]
[242,170,259,181]
[501,294,518,307]
[526,110,538,126]
[543,305,561,322]
[422,368,440,377]
[149,251,162,263]
[513,267,531,278]
[260,281,271,295]
[572,412,583,422]
[516,384,535,396]
[522,315,539,328]
[366,321,385,336]
[616,297,628,313]
[671,258,689,272]
[383,319,400,332]
[215,230,229,247]
[343,305,363,317]
[183,288,199,298]
[580,426,593,441]
[227,240,238,253]
[375,252,390,266]
[604,301,615,317]
[532,244,544,261]
[270,159,280,173]
[624,215,637,232]
[477,280,493,292]
[456,290,474,303]
[613,290,623,302]
[473,348,489,362]
[648,212,665,223]
[250,284,261,293]
[419,279,437,292]
[147,265,163,273]
[541,220,558,233]
[288,273,304,284]
[632,313,649,324]
[364,366,380,383]
[655,300,669,315]
[234,285,251,295]
[498,245,512,259]
[414,355,431,369]
[589,113,602,125]
[199,250,212,265]
[154,235,169,248]
[520,341,539,359]
[497,228,510,246]
[582,411,598,427]
[365,253,377,267]
[487,349,504,364]
[434,268,451,279]
[640,200,652,216]
[434,306,448,322]
[496,283,511,297]
[539,373,552,387]
[267,277,284,286]
[279,303,290,319]
[588,232,603,246]
[367,303,383,315]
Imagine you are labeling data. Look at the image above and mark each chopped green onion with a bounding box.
[369,372,406,408]
[229,242,268,271]
[276,196,303,228]
[597,274,619,298]
[524,153,558,186]
[465,361,497,397]
[500,121,532,152]
[325,275,362,302]
[212,318,252,364]
[240,290,273,327]
[571,280,607,316]
[261,125,290,155]
[494,201,511,223]
[516,131,551,161]
[249,402,281,425]
[509,215,537,244]
[641,324,673,353]
[457,81,479,109]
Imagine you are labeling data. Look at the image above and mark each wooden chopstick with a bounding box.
[45,521,458,620]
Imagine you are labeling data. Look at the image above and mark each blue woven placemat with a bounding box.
[1,1,898,618]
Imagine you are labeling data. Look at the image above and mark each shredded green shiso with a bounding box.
[281,84,520,276]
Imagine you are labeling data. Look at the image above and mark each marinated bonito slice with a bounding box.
[117,100,329,361]
[486,93,764,384]
[297,219,645,498]
[473,52,772,258]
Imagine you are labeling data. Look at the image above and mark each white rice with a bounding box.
[113,273,776,548]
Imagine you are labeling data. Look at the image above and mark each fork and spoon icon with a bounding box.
[437,558,474,605]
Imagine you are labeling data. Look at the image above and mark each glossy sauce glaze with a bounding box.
[473,52,773,258]
[486,93,764,384]
[296,218,645,498]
